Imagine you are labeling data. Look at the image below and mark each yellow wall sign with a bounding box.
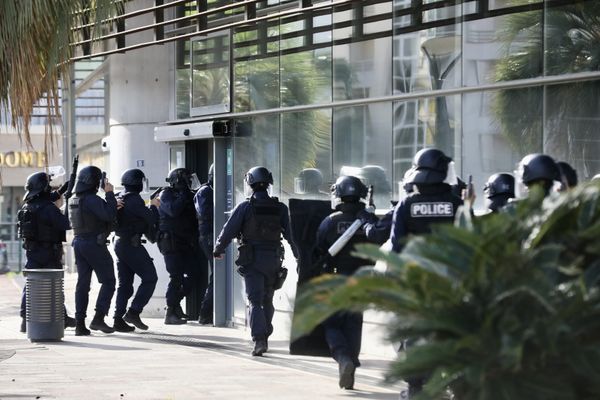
[0,151,47,168]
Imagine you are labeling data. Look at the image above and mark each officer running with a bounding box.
[213,166,298,356]
[158,168,202,325]
[483,173,515,213]
[389,148,463,397]
[69,166,119,336]
[113,169,160,332]
[17,172,76,333]
[194,164,215,325]
[315,175,379,390]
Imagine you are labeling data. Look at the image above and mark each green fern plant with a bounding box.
[292,185,600,399]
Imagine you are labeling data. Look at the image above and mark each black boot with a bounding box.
[252,339,267,357]
[338,356,356,390]
[90,312,115,334]
[123,309,148,330]
[64,313,76,329]
[113,316,135,332]
[174,304,188,320]
[75,319,91,336]
[164,307,187,325]
[198,315,213,325]
[20,318,26,333]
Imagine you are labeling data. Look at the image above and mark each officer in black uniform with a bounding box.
[556,161,578,192]
[389,148,462,397]
[515,153,560,198]
[315,175,378,390]
[194,164,214,325]
[483,173,515,213]
[113,169,160,332]
[69,166,119,335]
[17,172,75,333]
[390,148,463,254]
[158,167,200,325]
[213,166,298,356]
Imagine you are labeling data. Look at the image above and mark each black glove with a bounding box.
[57,182,69,195]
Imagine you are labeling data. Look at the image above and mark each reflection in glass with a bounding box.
[281,49,332,107]
[191,33,230,115]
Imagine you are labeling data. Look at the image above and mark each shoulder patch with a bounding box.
[410,202,454,218]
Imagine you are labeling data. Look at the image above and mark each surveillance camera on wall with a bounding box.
[101,137,110,152]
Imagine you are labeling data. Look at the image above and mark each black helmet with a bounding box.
[121,169,146,186]
[245,166,273,188]
[331,175,368,202]
[484,173,515,198]
[74,166,102,193]
[517,154,560,185]
[167,168,192,190]
[405,148,452,185]
[208,164,214,182]
[295,168,323,194]
[359,165,392,193]
[23,172,51,201]
[557,161,578,189]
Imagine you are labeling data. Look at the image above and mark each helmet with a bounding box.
[121,168,148,193]
[74,166,102,194]
[208,164,214,182]
[359,165,392,193]
[294,168,323,194]
[23,172,50,201]
[404,148,453,185]
[484,173,515,198]
[517,154,560,185]
[331,175,368,203]
[557,161,578,189]
[167,168,192,190]
[245,166,273,187]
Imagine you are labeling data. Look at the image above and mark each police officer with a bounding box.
[315,175,378,390]
[194,164,214,325]
[113,169,160,332]
[389,148,462,397]
[158,168,201,325]
[213,166,298,356]
[556,161,578,192]
[69,166,119,335]
[483,173,515,213]
[17,172,75,333]
[294,168,326,197]
[515,153,560,198]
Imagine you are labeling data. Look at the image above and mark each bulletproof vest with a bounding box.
[69,195,112,236]
[115,192,147,236]
[17,201,63,243]
[241,197,282,243]
[158,188,197,236]
[403,186,462,235]
[325,207,374,275]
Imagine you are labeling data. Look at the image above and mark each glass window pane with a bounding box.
[191,32,230,115]
[333,103,393,209]
[281,49,332,107]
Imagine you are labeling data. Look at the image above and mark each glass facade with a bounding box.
[171,0,600,211]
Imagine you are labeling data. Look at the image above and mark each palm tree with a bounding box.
[494,1,600,177]
[0,1,122,150]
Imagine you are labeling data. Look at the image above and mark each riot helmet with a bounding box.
[515,154,560,197]
[23,172,51,201]
[331,175,368,209]
[166,168,200,191]
[121,168,149,194]
[556,161,578,191]
[404,148,456,186]
[484,173,515,212]
[294,168,323,194]
[74,166,103,194]
[359,165,392,193]
[245,166,273,193]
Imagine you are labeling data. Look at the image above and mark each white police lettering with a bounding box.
[337,221,352,234]
[410,202,454,218]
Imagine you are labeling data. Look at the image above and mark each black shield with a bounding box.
[288,198,332,356]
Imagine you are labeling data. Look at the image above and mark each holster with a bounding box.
[235,243,254,267]
[157,231,175,254]
[274,267,288,290]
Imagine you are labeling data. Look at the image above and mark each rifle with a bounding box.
[312,185,375,273]
[64,155,79,219]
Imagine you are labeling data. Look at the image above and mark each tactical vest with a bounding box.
[17,201,63,243]
[69,195,112,236]
[115,192,147,236]
[325,210,373,275]
[241,197,282,243]
[158,188,198,237]
[403,190,462,234]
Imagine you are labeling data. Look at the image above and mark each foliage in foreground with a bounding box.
[293,185,600,400]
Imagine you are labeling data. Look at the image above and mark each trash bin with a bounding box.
[24,269,64,342]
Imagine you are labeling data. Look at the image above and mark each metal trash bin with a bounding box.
[24,269,64,341]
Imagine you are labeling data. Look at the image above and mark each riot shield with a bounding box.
[289,198,332,356]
